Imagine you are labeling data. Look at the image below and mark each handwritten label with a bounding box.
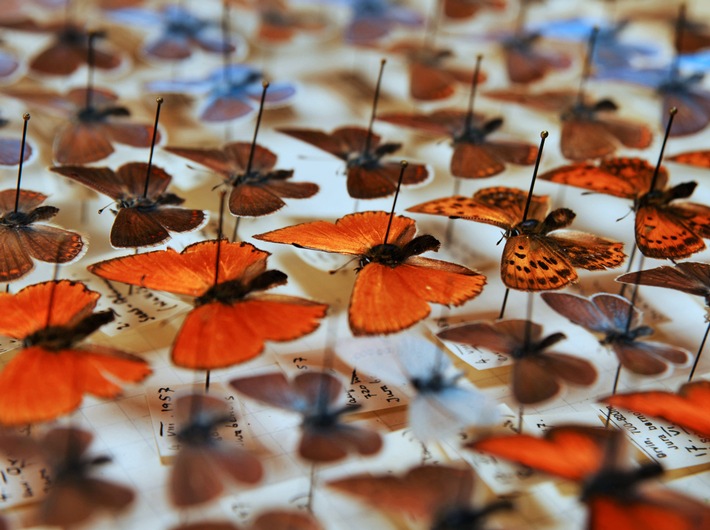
[0,337,18,356]
[0,427,50,509]
[432,318,512,370]
[598,405,710,469]
[146,383,250,461]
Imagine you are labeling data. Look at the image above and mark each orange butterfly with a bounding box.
[0,280,151,425]
[88,240,328,369]
[484,90,652,160]
[605,380,710,438]
[443,0,505,20]
[539,157,710,259]
[408,187,625,291]
[254,211,486,335]
[164,141,319,216]
[0,189,84,282]
[169,394,262,507]
[378,110,538,179]
[470,425,710,530]
[328,464,510,528]
[275,127,429,199]
[230,371,382,462]
[438,319,597,404]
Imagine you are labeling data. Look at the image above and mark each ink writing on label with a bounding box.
[432,319,512,370]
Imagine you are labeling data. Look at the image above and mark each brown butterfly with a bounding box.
[438,319,597,404]
[254,211,486,335]
[3,87,157,165]
[165,142,318,216]
[171,511,322,530]
[502,32,572,84]
[328,464,511,529]
[542,292,689,375]
[470,425,710,530]
[443,0,506,20]
[169,394,262,507]
[388,41,484,101]
[484,90,652,160]
[0,189,84,282]
[51,163,206,248]
[408,187,625,291]
[276,127,429,199]
[230,371,382,462]
[378,110,537,178]
[539,157,710,259]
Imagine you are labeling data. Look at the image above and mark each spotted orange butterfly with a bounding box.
[484,90,652,160]
[0,280,151,425]
[275,127,429,199]
[0,189,85,282]
[408,187,625,291]
[164,141,318,216]
[377,110,537,179]
[539,157,710,259]
[438,319,597,404]
[230,372,382,462]
[88,240,328,369]
[605,381,710,438]
[254,211,486,335]
[469,425,710,530]
[51,163,206,248]
[328,464,510,528]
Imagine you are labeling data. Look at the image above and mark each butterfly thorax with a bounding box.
[581,462,663,503]
[432,499,512,530]
[411,372,458,394]
[1,206,58,227]
[177,415,225,448]
[508,209,575,238]
[511,332,566,359]
[164,8,208,38]
[561,99,617,123]
[212,71,262,98]
[360,235,440,269]
[57,24,89,47]
[502,31,539,52]
[117,193,183,211]
[53,453,111,486]
[454,118,501,146]
[77,104,130,124]
[636,182,696,211]
[600,325,653,346]
[231,170,271,187]
[23,310,114,351]
[302,403,357,430]
[195,270,288,306]
[345,144,393,169]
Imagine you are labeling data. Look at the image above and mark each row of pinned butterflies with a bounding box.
[0,0,710,529]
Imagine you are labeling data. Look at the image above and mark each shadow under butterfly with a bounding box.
[51,162,207,248]
[230,371,382,462]
[145,64,295,122]
[0,280,151,425]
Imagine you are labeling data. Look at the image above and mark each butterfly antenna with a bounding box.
[143,97,163,198]
[244,81,269,177]
[649,107,677,193]
[85,31,99,111]
[363,59,386,158]
[520,131,548,223]
[463,55,483,137]
[383,161,408,245]
[576,26,599,108]
[13,113,30,214]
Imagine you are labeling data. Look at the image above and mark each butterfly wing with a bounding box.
[251,511,322,530]
[450,143,506,178]
[377,110,466,137]
[469,426,612,481]
[635,204,706,259]
[514,352,597,404]
[299,423,382,462]
[616,262,710,299]
[349,259,485,335]
[110,208,171,248]
[610,340,688,375]
[605,381,710,438]
[255,211,416,256]
[172,295,326,369]
[104,122,156,149]
[89,240,269,296]
[600,117,653,150]
[51,165,129,199]
[116,162,172,197]
[230,372,308,412]
[409,61,456,101]
[541,292,613,333]
[547,231,626,271]
[165,146,234,175]
[501,235,578,291]
[437,321,522,355]
[560,119,618,160]
[53,123,115,165]
[0,227,33,282]
[668,149,710,168]
[277,128,346,160]
[230,184,287,216]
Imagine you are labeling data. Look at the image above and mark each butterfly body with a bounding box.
[23,310,114,351]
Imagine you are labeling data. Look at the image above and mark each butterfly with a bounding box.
[108,4,235,61]
[501,31,572,84]
[439,319,597,404]
[377,110,537,179]
[408,187,625,291]
[668,149,710,169]
[0,135,33,166]
[341,0,423,45]
[616,262,710,313]
[172,511,322,530]
[484,90,652,160]
[469,425,710,530]
[0,280,151,425]
[276,127,429,198]
[604,380,710,438]
[50,162,207,248]
[0,22,122,76]
[0,189,84,282]
[246,0,331,46]
[145,64,295,122]
[3,87,157,164]
[541,292,689,375]
[254,211,486,335]
[328,464,511,528]
[387,41,483,101]
[165,142,319,216]
[539,157,710,259]
[442,0,505,20]
[169,393,262,507]
[34,427,135,527]
[88,240,328,369]
[230,371,382,462]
